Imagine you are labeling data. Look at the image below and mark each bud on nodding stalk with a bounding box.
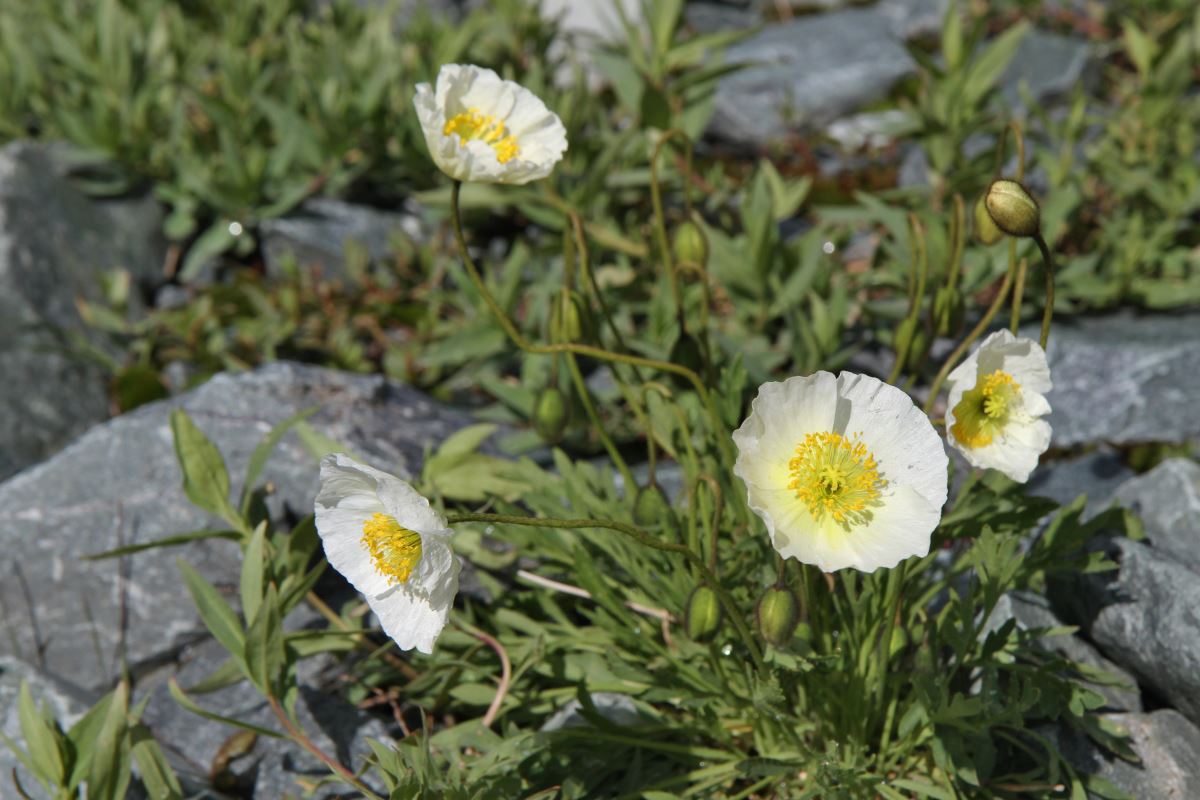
[984,179,1040,238]
[533,386,569,444]
[633,483,671,528]
[973,194,1004,245]
[933,285,964,337]
[672,220,708,268]
[550,290,590,343]
[756,586,800,647]
[685,586,722,642]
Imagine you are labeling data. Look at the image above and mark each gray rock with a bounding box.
[983,591,1140,712]
[1053,537,1200,726]
[1000,29,1095,109]
[1112,459,1200,573]
[1038,312,1200,447]
[1027,447,1134,515]
[709,9,916,147]
[875,0,948,41]
[0,362,475,691]
[541,691,642,731]
[684,2,761,34]
[0,657,96,799]
[1054,710,1200,800]
[259,197,428,280]
[137,637,389,799]
[0,140,165,480]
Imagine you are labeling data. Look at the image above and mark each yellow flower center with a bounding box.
[443,108,520,163]
[787,432,886,527]
[361,513,423,585]
[950,370,1021,449]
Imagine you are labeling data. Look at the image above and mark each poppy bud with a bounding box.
[973,194,1004,245]
[684,586,722,642]
[633,483,672,528]
[756,586,800,647]
[984,179,1040,238]
[672,220,708,268]
[550,290,590,343]
[533,386,569,444]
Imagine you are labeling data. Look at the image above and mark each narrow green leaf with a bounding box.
[240,521,268,625]
[84,529,241,560]
[129,725,183,800]
[177,559,245,665]
[243,584,285,695]
[239,407,317,515]
[87,681,130,800]
[169,410,237,527]
[16,683,65,787]
[167,679,285,739]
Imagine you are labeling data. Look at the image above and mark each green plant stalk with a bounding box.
[448,181,740,482]
[888,215,929,384]
[445,511,765,670]
[872,561,906,766]
[1033,233,1055,349]
[922,267,1014,414]
[266,694,384,800]
[1008,241,1025,334]
[947,195,965,291]
[564,351,636,489]
[650,129,689,321]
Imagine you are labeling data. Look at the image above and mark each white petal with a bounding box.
[370,554,461,654]
[315,455,392,596]
[969,330,1052,393]
[834,373,948,511]
[837,485,939,572]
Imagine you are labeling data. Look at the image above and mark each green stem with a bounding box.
[922,267,1014,414]
[565,351,635,489]
[449,181,738,473]
[1008,241,1025,334]
[651,129,688,321]
[446,511,765,670]
[888,215,928,384]
[1033,233,1055,349]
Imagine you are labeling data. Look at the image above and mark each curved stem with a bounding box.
[651,129,689,320]
[449,181,736,470]
[458,623,511,729]
[446,511,765,670]
[922,267,1014,414]
[267,694,384,799]
[889,214,928,384]
[564,351,635,489]
[1034,233,1055,349]
[1008,241,1025,334]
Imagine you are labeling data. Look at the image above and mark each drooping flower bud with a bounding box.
[973,194,1004,245]
[984,179,1040,238]
[672,220,708,268]
[550,290,590,343]
[633,483,671,528]
[533,386,569,444]
[756,586,800,647]
[684,585,723,642]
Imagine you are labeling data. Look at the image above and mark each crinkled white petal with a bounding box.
[413,63,567,185]
[945,331,1053,482]
[314,453,460,652]
[734,371,947,573]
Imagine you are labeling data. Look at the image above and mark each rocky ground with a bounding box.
[1,1,1198,797]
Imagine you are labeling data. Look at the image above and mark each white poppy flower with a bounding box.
[945,330,1052,483]
[413,63,568,185]
[314,453,460,654]
[733,372,948,573]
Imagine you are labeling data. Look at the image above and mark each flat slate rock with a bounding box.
[0,140,164,480]
[708,8,916,146]
[1038,312,1200,447]
[0,362,474,691]
[1000,28,1095,108]
[1026,447,1134,516]
[1053,710,1200,800]
[1112,459,1200,573]
[259,197,429,280]
[1052,536,1200,726]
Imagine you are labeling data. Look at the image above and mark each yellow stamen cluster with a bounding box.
[787,432,886,527]
[361,513,423,585]
[443,108,520,163]
[951,370,1021,449]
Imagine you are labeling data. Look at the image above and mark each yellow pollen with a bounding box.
[443,107,520,163]
[361,513,422,585]
[787,432,886,528]
[950,370,1021,449]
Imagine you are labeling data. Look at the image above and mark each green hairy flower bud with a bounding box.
[684,586,722,642]
[550,290,590,343]
[533,386,569,444]
[984,179,1040,238]
[933,286,964,337]
[672,220,708,268]
[756,586,800,647]
[973,194,1004,245]
[633,483,671,528]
